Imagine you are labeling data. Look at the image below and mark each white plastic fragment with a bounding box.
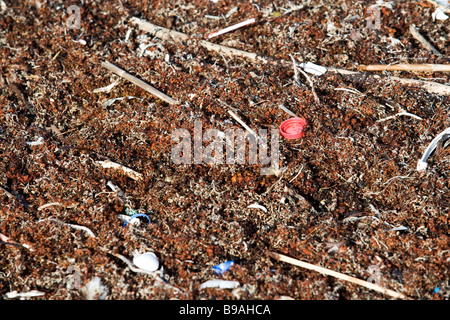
[0,0,7,13]
[81,277,109,300]
[207,18,256,39]
[199,279,240,289]
[118,214,141,226]
[100,95,137,107]
[133,252,159,272]
[106,180,125,198]
[72,38,86,45]
[96,160,143,181]
[124,29,132,43]
[37,218,96,238]
[417,127,450,172]
[247,203,268,213]
[93,79,119,93]
[25,137,44,146]
[298,62,327,76]
[5,290,45,299]
[432,7,449,21]
[389,226,409,232]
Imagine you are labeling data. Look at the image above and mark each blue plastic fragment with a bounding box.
[212,260,235,274]
[123,213,151,227]
[434,287,440,294]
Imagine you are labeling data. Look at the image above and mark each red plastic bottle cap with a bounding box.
[280,118,307,139]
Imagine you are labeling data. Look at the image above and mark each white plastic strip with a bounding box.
[207,18,256,39]
[417,127,450,172]
[298,62,328,76]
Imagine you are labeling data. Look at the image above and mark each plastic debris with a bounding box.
[100,95,137,108]
[212,260,235,274]
[93,79,119,93]
[133,252,159,272]
[207,18,256,39]
[432,7,449,21]
[298,62,327,76]
[417,127,450,172]
[247,203,268,213]
[280,118,307,139]
[389,226,409,232]
[81,277,109,300]
[5,290,45,299]
[106,180,124,197]
[125,207,138,216]
[25,137,44,146]
[123,213,151,227]
[199,279,240,289]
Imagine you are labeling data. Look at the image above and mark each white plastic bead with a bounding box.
[133,252,159,272]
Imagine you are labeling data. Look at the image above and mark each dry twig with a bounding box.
[269,251,407,299]
[129,18,450,96]
[409,25,442,56]
[101,61,179,105]
[358,64,450,72]
[37,218,96,238]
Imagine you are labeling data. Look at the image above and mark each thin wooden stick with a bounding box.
[328,66,450,95]
[227,110,260,141]
[358,64,450,72]
[101,61,179,105]
[409,25,442,56]
[269,251,407,299]
[129,18,450,96]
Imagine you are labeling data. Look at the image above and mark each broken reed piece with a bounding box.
[358,64,450,73]
[269,251,407,299]
[207,18,256,39]
[129,18,450,96]
[129,17,274,66]
[409,25,442,56]
[328,66,450,95]
[100,61,179,105]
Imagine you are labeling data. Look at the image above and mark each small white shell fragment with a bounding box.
[199,279,240,290]
[133,252,159,272]
[247,203,267,213]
